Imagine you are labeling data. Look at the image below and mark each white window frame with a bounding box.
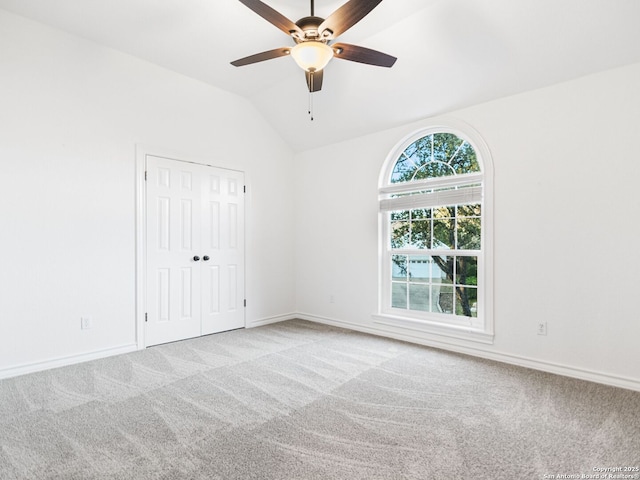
[374,120,494,344]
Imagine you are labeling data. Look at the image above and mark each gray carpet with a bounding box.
[0,319,638,479]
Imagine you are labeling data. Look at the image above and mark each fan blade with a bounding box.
[318,0,383,39]
[238,0,303,38]
[305,69,324,92]
[332,43,396,67]
[231,47,291,67]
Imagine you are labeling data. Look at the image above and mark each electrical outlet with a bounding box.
[81,317,92,330]
[537,322,547,336]
[329,294,335,304]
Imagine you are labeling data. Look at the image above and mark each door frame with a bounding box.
[134,145,247,349]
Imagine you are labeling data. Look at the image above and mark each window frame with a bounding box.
[375,121,494,344]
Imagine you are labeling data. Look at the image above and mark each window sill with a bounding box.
[372,313,494,345]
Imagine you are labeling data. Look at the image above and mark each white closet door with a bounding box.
[201,169,245,335]
[145,155,244,347]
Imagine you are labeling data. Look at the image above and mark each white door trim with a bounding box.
[134,145,247,349]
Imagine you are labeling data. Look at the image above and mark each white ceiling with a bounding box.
[2,0,640,151]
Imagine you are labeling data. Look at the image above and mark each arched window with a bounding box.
[377,122,494,342]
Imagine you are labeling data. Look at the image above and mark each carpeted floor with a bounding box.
[0,319,638,479]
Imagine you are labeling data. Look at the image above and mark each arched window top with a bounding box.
[390,132,481,184]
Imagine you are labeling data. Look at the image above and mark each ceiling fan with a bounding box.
[230,0,397,93]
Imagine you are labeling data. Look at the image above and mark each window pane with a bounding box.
[450,142,480,174]
[455,287,478,317]
[432,256,453,284]
[391,210,410,221]
[411,208,431,219]
[404,135,431,167]
[391,283,407,309]
[458,204,481,217]
[410,219,431,248]
[434,285,454,314]
[456,257,478,286]
[390,156,415,184]
[391,221,410,248]
[457,216,481,250]
[433,218,455,249]
[434,133,463,162]
[391,255,407,281]
[409,284,430,311]
[433,206,454,219]
[408,256,430,283]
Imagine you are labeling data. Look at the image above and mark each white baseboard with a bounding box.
[296,312,640,393]
[0,344,139,380]
[247,312,297,328]
[4,313,638,393]
[0,314,298,379]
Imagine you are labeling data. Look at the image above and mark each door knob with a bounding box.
[193,256,200,262]
[203,256,210,261]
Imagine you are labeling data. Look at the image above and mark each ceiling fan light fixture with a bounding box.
[290,41,334,72]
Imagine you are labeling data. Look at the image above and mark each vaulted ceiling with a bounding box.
[2,0,640,151]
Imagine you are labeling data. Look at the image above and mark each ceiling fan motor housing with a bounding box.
[294,16,331,42]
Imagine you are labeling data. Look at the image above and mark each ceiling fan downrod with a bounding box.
[310,0,314,16]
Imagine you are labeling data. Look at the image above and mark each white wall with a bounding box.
[3,7,638,391]
[0,10,296,376]
[294,62,640,390]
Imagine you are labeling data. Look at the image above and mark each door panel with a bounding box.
[157,268,170,322]
[207,265,220,314]
[146,155,244,346]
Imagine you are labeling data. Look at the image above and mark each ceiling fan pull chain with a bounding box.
[309,72,313,122]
